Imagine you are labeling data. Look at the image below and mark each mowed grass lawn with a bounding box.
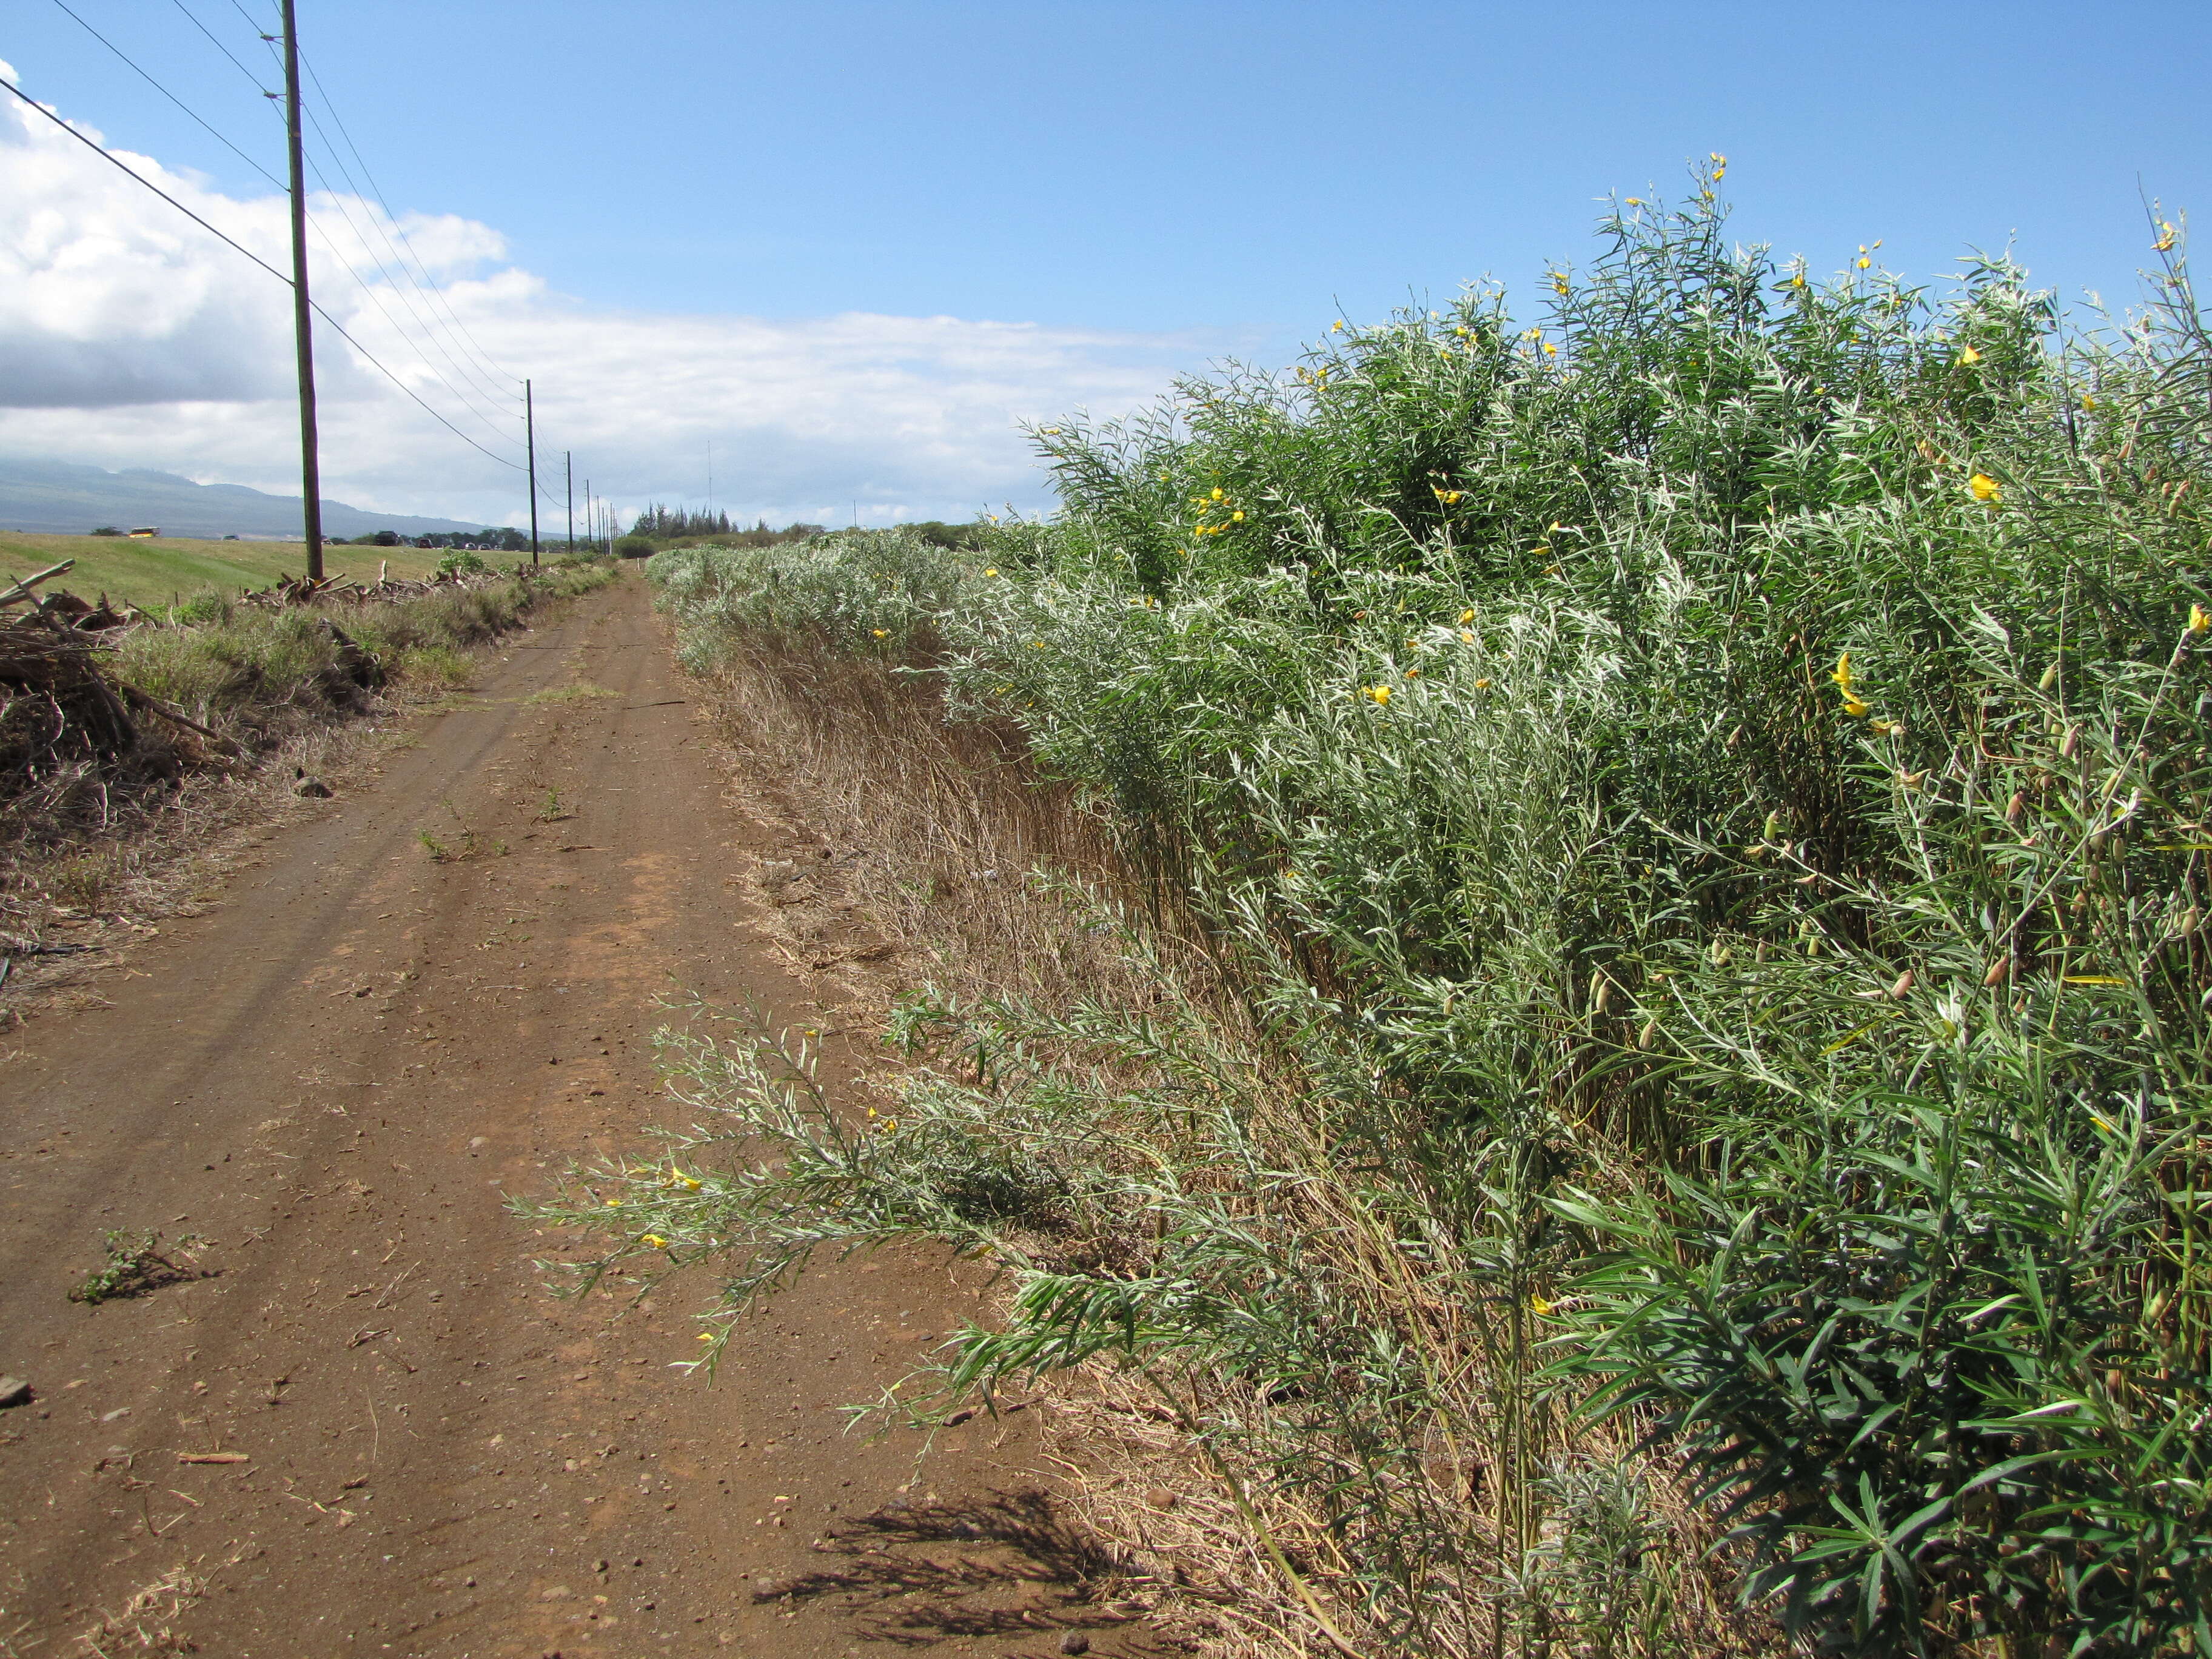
[0,532,449,609]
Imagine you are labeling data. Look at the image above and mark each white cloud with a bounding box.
[0,73,1215,528]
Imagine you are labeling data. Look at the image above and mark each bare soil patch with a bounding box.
[0,577,1169,1658]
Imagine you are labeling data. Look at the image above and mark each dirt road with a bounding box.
[0,576,1141,1657]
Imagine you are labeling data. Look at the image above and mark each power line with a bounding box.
[1,75,529,474]
[216,0,525,417]
[294,105,524,419]
[296,49,520,391]
[45,0,523,453]
[176,0,525,426]
[49,0,284,192]
[2,73,291,284]
[169,0,277,101]
[291,133,529,440]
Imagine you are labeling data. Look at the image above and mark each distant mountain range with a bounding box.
[0,456,486,540]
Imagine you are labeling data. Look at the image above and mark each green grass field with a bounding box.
[0,531,448,609]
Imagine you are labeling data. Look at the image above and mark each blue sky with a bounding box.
[3,1,2209,526]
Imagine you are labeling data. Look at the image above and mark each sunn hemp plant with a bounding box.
[534,167,2212,1658]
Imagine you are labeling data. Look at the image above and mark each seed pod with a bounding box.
[1983,957,2011,987]
[2180,906,2203,938]
[2005,791,2026,823]
[1637,1020,1657,1051]
[1890,968,1915,1000]
[1591,973,1615,1016]
[2039,662,2060,691]
[2061,727,2080,759]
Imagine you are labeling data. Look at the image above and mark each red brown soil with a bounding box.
[0,577,1162,1658]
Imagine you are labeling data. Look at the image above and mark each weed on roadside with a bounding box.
[70,1229,208,1305]
[561,176,2212,1657]
[418,800,507,862]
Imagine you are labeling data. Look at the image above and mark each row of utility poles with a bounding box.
[278,3,605,574]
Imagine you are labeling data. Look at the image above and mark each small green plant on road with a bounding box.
[70,1230,207,1304]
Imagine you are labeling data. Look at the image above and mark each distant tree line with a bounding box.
[619,506,986,552]
[628,505,743,540]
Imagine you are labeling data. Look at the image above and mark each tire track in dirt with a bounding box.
[0,576,1156,1658]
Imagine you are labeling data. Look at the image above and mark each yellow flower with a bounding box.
[1551,273,1570,297]
[1332,320,1344,332]
[1832,652,1855,695]
[984,566,999,577]
[1969,472,2002,503]
[2189,603,2210,636]
[1843,698,1869,719]
[1459,608,1475,624]
[1210,487,1224,501]
[697,1332,715,1342]
[1543,342,1559,357]
[1473,676,1492,689]
[682,1176,702,1190]
[2156,221,2178,252]
[1432,488,1462,504]
[1403,666,1420,679]
[1042,426,1060,435]
[1459,630,1475,645]
[1231,510,1244,521]
[1031,640,1046,649]
[1454,325,1469,337]
[642,1234,668,1249]
[1624,197,1643,206]
[604,1198,622,1208]
[1362,684,1392,706]
[1869,718,1904,736]
[1857,256,1871,269]
[1529,1293,1555,1316]
[2082,394,2096,410]
[1957,344,1982,366]
[871,628,889,638]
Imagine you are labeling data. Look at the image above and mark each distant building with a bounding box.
[127,526,159,538]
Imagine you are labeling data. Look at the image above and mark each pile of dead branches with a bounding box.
[236,563,501,609]
[2,561,239,837]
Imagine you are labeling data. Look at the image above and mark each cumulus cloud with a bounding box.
[0,70,1216,527]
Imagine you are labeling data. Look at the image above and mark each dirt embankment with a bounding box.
[0,576,1167,1658]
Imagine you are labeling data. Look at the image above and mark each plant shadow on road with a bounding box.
[759,1488,1198,1652]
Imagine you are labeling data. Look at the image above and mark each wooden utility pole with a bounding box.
[280,0,324,580]
[565,451,574,552]
[525,378,540,566]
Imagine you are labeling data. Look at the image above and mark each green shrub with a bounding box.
[601,173,2212,1657]
[614,534,656,560]
[647,527,976,656]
